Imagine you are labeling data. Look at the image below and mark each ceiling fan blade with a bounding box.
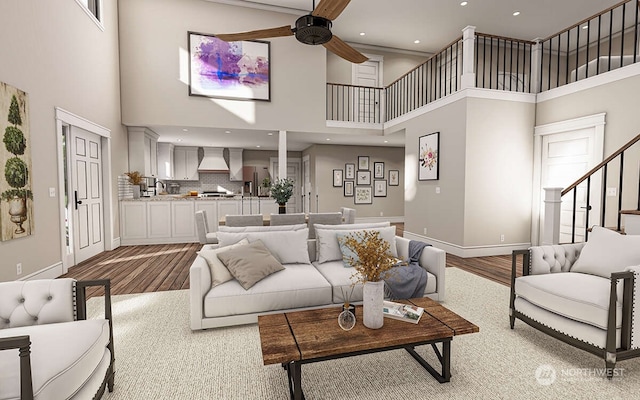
[311,0,351,21]
[323,35,368,64]
[215,26,293,42]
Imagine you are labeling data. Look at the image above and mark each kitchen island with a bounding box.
[119,196,279,245]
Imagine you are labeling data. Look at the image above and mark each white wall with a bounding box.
[0,0,126,281]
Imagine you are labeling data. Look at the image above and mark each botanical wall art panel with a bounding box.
[188,32,270,101]
[418,132,439,181]
[0,82,34,240]
[354,186,372,204]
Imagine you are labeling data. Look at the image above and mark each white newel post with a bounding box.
[543,187,563,245]
[460,25,476,90]
[530,39,543,94]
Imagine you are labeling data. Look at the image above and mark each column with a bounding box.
[460,25,476,90]
[278,130,287,181]
[542,187,563,245]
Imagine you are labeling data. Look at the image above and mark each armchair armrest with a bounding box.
[0,335,33,400]
[614,266,640,350]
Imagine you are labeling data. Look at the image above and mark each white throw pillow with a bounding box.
[218,224,306,232]
[316,226,397,264]
[570,226,640,278]
[197,238,249,287]
[217,228,310,265]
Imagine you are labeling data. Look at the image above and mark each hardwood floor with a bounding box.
[62,229,518,299]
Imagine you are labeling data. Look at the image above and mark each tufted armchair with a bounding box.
[510,227,640,378]
[0,278,114,400]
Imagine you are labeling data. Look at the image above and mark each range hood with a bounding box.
[198,148,229,172]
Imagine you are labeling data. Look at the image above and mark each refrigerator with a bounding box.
[242,166,271,196]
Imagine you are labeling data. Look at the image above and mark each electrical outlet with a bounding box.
[380,211,384,217]
[423,227,427,235]
[500,234,505,242]
[16,263,22,275]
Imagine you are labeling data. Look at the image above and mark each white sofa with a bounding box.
[190,222,446,330]
[510,227,640,377]
[0,278,114,400]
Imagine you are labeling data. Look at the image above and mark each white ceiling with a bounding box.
[152,0,620,151]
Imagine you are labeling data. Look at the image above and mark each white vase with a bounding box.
[362,280,384,329]
[132,185,140,199]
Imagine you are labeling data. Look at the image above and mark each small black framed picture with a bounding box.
[354,187,372,204]
[333,169,343,187]
[358,156,369,170]
[374,180,387,197]
[344,181,354,197]
[356,170,371,185]
[374,162,385,179]
[345,163,355,180]
[389,170,399,186]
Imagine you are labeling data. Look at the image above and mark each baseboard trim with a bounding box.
[111,237,121,250]
[19,262,64,281]
[403,232,530,257]
[354,216,404,224]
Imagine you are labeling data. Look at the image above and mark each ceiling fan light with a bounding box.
[294,15,333,45]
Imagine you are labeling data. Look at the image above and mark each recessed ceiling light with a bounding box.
[256,145,261,148]
[267,132,273,136]
[414,40,420,44]
[460,1,468,6]
[182,128,188,132]
[512,11,520,16]
[384,140,389,143]
[326,138,331,141]
[176,138,182,142]
[359,32,365,36]
[224,130,231,134]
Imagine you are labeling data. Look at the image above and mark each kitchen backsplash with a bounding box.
[164,173,244,195]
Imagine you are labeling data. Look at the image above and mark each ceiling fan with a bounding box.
[215,0,368,64]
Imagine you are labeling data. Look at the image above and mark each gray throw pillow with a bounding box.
[197,238,249,288]
[217,240,284,289]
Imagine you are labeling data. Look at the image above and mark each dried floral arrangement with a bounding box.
[125,171,144,185]
[340,230,396,283]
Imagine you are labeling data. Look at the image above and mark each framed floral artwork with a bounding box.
[418,132,439,181]
[356,170,371,186]
[345,163,355,180]
[333,169,343,187]
[354,187,372,204]
[358,156,369,170]
[374,180,387,197]
[374,162,384,179]
[344,181,354,197]
[389,170,399,186]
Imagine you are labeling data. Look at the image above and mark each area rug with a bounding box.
[88,267,639,399]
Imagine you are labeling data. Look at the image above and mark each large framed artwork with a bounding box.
[418,132,439,181]
[0,82,34,240]
[188,31,271,101]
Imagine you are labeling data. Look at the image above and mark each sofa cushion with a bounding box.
[217,229,310,265]
[570,226,640,278]
[218,224,307,232]
[313,260,436,303]
[217,240,285,290]
[197,238,249,288]
[203,263,332,317]
[0,319,110,400]
[515,272,622,330]
[316,226,397,264]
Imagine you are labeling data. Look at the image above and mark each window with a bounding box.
[76,0,103,27]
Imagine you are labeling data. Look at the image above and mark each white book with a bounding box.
[382,300,424,324]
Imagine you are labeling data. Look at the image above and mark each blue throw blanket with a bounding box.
[384,240,431,300]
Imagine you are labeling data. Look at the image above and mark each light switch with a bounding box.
[435,187,441,194]
[49,187,56,197]
[606,187,617,197]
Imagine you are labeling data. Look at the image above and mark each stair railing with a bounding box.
[561,132,640,242]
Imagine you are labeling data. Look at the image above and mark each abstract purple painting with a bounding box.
[188,32,270,101]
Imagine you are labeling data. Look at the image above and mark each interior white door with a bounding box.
[353,58,381,123]
[540,129,602,243]
[70,127,104,263]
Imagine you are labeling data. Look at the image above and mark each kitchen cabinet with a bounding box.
[156,143,174,180]
[173,147,199,181]
[147,202,171,238]
[128,127,158,177]
[228,148,243,181]
[120,201,147,239]
[171,202,195,238]
[217,200,240,218]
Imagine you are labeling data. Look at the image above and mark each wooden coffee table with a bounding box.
[258,297,479,399]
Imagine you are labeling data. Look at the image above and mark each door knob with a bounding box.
[74,191,83,209]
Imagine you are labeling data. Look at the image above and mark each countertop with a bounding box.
[121,195,273,201]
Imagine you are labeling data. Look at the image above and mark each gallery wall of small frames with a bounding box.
[333,156,399,205]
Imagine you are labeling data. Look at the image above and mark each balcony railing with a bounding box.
[475,33,534,92]
[326,84,383,124]
[539,0,640,91]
